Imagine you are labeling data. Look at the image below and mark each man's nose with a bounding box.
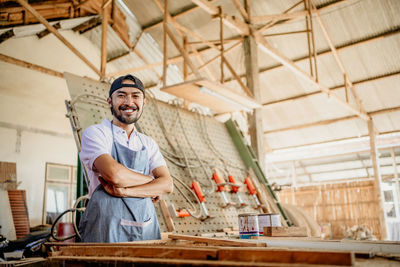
[123,95,133,104]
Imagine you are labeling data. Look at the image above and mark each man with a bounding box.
[79,74,173,243]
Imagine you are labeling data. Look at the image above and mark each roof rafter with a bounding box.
[15,0,100,76]
[264,105,400,135]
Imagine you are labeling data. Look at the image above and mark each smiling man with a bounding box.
[79,74,173,243]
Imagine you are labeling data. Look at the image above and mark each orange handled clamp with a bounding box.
[244,177,261,208]
[191,181,205,203]
[212,171,231,207]
[244,177,257,195]
[228,175,239,193]
[212,172,225,192]
[176,209,190,218]
[229,175,246,207]
[191,181,209,218]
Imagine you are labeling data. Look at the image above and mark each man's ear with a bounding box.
[143,97,146,107]
[107,97,112,106]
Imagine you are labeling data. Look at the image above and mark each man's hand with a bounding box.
[151,195,161,203]
[99,177,126,197]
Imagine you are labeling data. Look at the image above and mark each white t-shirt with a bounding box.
[79,119,166,196]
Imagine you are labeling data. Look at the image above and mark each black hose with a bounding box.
[50,208,77,241]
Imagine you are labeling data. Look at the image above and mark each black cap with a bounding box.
[109,74,145,98]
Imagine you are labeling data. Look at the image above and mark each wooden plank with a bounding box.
[168,234,267,247]
[58,245,218,260]
[0,53,64,79]
[218,248,355,266]
[159,199,175,232]
[263,227,307,237]
[161,78,261,113]
[164,24,201,78]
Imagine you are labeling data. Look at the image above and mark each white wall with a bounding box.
[0,29,105,238]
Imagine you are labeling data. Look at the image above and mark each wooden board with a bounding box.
[161,78,261,113]
[218,248,355,266]
[263,227,308,237]
[8,190,30,238]
[50,243,356,266]
[168,234,266,247]
[58,245,218,260]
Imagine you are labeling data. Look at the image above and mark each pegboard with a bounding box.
[64,72,261,234]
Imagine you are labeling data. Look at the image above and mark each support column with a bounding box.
[368,119,387,240]
[244,34,265,168]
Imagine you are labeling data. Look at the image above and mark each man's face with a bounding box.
[108,79,146,125]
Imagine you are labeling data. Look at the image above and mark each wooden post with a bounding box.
[219,6,224,84]
[183,35,188,81]
[100,0,109,78]
[368,119,387,240]
[243,0,266,169]
[162,0,168,87]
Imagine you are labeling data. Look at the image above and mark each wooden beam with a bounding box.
[37,22,61,39]
[188,37,242,45]
[142,0,218,31]
[255,35,369,121]
[243,0,266,168]
[0,29,15,44]
[0,53,64,78]
[168,234,266,247]
[72,16,102,34]
[218,248,354,266]
[263,71,400,107]
[219,6,224,84]
[263,226,307,237]
[255,0,349,34]
[312,2,367,117]
[368,119,388,240]
[15,0,100,76]
[162,0,168,86]
[57,245,217,260]
[232,0,249,22]
[252,10,309,24]
[164,25,201,78]
[264,105,400,134]
[191,0,249,35]
[224,27,400,85]
[222,56,253,98]
[153,0,216,81]
[194,41,241,74]
[100,1,109,78]
[159,200,175,232]
[270,130,400,152]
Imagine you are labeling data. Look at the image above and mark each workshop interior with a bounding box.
[0,0,400,265]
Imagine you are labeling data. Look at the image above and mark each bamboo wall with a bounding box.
[279,180,381,239]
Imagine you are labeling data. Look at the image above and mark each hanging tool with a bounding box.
[228,175,246,207]
[191,181,210,220]
[167,203,191,218]
[211,169,231,207]
[244,177,261,208]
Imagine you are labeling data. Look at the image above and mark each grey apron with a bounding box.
[79,123,161,242]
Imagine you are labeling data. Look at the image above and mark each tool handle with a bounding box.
[228,175,239,193]
[244,177,257,195]
[177,209,191,217]
[212,172,225,192]
[191,181,205,202]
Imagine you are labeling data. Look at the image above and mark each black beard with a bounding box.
[110,104,143,124]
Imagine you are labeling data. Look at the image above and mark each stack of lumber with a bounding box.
[46,234,356,266]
